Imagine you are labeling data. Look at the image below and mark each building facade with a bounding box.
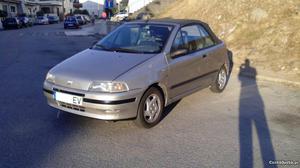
[82,0,103,16]
[0,0,21,17]
[0,0,74,17]
[24,0,40,16]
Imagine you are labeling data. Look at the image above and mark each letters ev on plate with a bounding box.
[43,19,230,128]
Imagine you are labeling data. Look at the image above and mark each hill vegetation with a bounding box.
[158,0,300,80]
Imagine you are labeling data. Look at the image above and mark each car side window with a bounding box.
[181,25,204,52]
[171,30,185,52]
[171,24,216,54]
[197,25,215,48]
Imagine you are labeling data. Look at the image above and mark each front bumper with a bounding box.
[43,81,144,120]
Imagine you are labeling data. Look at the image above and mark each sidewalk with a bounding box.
[64,20,121,36]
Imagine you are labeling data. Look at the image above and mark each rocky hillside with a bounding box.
[158,0,300,80]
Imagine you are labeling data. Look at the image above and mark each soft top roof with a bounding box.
[128,18,207,26]
[127,18,222,44]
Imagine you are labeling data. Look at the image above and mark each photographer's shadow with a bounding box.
[238,59,277,168]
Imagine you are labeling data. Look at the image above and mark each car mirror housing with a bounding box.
[170,48,188,58]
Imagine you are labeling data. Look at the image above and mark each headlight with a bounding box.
[89,81,129,93]
[46,73,55,83]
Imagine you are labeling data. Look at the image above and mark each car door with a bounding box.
[167,24,212,99]
[196,25,223,77]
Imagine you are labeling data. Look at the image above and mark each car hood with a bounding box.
[50,49,155,90]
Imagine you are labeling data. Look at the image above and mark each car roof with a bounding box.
[128,18,209,27]
[126,18,222,44]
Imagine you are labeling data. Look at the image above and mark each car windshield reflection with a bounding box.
[93,24,173,54]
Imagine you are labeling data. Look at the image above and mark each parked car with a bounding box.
[18,16,34,27]
[35,16,49,25]
[2,17,22,29]
[111,10,128,21]
[75,15,86,25]
[43,19,231,128]
[64,16,80,29]
[47,15,59,24]
[83,15,91,23]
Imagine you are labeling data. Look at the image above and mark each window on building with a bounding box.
[10,6,16,13]
[3,5,8,12]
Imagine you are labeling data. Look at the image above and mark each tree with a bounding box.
[0,10,8,18]
[36,10,44,16]
[73,9,89,16]
[73,9,81,15]
[81,9,89,16]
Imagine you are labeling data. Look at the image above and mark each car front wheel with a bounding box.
[135,87,164,128]
[210,66,228,93]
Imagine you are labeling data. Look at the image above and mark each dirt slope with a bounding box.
[158,0,300,81]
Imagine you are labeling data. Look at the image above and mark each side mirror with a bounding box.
[170,49,188,58]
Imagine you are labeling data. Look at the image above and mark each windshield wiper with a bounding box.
[110,47,143,53]
[93,44,112,51]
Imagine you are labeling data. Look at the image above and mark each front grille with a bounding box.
[58,101,85,112]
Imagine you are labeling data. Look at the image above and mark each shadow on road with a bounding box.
[238,59,277,168]
[161,100,181,121]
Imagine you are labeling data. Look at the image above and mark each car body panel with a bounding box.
[44,19,230,120]
[43,81,142,120]
[49,49,156,90]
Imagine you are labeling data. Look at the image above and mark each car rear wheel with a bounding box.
[210,66,228,93]
[135,87,164,128]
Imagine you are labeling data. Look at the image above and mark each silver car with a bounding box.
[43,19,231,128]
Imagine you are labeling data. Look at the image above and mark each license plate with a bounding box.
[68,24,73,26]
[54,92,83,106]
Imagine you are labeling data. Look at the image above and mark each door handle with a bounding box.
[202,54,207,58]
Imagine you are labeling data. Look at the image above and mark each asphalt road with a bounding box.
[0,23,299,168]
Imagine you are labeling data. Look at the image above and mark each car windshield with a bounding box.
[93,24,173,54]
[37,16,44,19]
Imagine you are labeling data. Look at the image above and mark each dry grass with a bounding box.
[158,0,300,80]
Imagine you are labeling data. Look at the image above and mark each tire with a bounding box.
[210,65,228,93]
[135,87,164,128]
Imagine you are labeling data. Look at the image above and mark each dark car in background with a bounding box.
[17,16,34,27]
[64,16,80,29]
[2,17,22,29]
[47,16,59,24]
